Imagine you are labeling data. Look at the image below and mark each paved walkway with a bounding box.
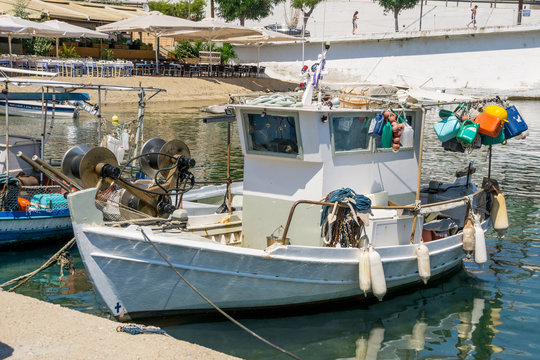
[244,0,539,38]
[0,291,240,360]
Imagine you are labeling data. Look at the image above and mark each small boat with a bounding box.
[65,45,520,321]
[0,98,79,118]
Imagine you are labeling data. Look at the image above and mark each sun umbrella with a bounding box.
[221,27,297,76]
[96,11,203,73]
[44,20,108,58]
[164,18,262,73]
[0,15,62,64]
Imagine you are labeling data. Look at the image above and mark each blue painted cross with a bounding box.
[115,302,122,313]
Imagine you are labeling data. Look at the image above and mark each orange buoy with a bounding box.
[18,197,30,211]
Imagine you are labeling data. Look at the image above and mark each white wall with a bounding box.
[234,25,540,92]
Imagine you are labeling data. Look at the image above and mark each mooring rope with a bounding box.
[116,323,171,337]
[0,237,76,291]
[139,228,302,360]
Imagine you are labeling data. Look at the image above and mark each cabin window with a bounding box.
[331,116,371,152]
[245,113,299,156]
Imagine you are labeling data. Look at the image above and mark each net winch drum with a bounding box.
[61,146,119,191]
[139,137,191,178]
[61,145,91,187]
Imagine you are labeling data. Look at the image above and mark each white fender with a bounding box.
[409,320,428,351]
[474,214,487,264]
[358,248,371,296]
[491,192,509,237]
[462,219,475,254]
[416,242,431,284]
[369,247,386,301]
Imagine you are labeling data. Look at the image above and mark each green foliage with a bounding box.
[291,0,324,29]
[101,48,115,60]
[59,44,81,58]
[172,40,199,58]
[219,43,237,64]
[215,0,284,26]
[171,41,237,64]
[148,0,205,20]
[378,0,419,31]
[12,0,30,19]
[32,37,54,56]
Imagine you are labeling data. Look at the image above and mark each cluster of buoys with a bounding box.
[435,102,528,151]
[380,110,406,151]
[358,246,387,301]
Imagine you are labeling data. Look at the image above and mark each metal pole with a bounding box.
[40,87,46,184]
[410,107,427,244]
[8,35,12,67]
[301,20,305,67]
[97,86,102,144]
[226,121,231,213]
[419,0,424,31]
[56,37,59,58]
[4,83,9,179]
[155,34,159,75]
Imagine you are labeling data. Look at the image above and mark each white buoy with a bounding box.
[358,248,371,296]
[409,320,428,351]
[462,219,475,255]
[369,247,386,301]
[491,192,509,237]
[474,214,487,264]
[416,242,431,284]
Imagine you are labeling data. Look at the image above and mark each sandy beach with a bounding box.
[0,291,240,360]
[12,75,298,105]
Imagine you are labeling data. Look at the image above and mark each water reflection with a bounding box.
[162,271,505,360]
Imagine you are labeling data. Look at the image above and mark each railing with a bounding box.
[279,189,486,245]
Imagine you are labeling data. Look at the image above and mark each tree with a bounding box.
[291,0,323,32]
[148,0,206,21]
[378,0,419,32]
[214,0,284,26]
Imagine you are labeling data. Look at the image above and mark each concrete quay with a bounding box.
[0,291,240,360]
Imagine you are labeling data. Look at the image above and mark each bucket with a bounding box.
[456,120,479,145]
[504,105,528,139]
[474,112,503,137]
[484,105,507,121]
[338,86,370,109]
[481,126,506,145]
[434,115,460,142]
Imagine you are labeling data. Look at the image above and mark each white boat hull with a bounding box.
[0,100,75,118]
[70,190,480,321]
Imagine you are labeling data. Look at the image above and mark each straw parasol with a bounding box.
[96,11,203,73]
[43,20,108,58]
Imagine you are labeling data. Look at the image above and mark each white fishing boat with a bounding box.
[0,67,165,246]
[65,45,521,321]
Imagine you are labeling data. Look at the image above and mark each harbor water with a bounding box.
[1,100,539,359]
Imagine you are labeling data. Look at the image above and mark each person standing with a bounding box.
[352,11,358,34]
[467,5,478,28]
